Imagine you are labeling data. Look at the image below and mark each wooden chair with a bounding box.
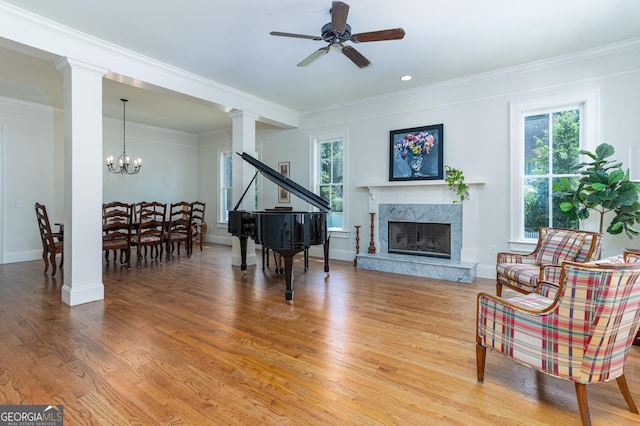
[190,201,206,254]
[34,202,63,276]
[496,227,602,296]
[477,261,640,425]
[131,201,166,268]
[102,202,133,269]
[165,201,192,260]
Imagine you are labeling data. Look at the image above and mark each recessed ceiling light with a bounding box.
[401,75,412,81]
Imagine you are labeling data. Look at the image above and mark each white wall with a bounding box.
[0,97,63,263]
[103,117,198,204]
[1,96,200,264]
[254,41,640,278]
[197,129,232,245]
[3,41,640,281]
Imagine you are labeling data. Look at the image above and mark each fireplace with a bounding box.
[388,221,451,258]
[379,203,462,262]
[355,183,479,283]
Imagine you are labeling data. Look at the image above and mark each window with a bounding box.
[523,109,581,237]
[510,91,598,244]
[219,151,232,222]
[313,134,346,231]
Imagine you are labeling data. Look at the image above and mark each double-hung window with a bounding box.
[509,91,598,244]
[219,151,232,223]
[313,133,346,231]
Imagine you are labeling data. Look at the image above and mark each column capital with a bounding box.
[228,109,259,121]
[54,56,109,76]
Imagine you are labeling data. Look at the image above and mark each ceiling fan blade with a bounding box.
[331,1,350,34]
[351,28,406,43]
[297,47,330,67]
[270,31,323,41]
[341,45,371,69]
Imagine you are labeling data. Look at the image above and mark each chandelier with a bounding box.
[106,98,141,175]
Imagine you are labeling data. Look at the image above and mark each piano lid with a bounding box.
[237,152,331,212]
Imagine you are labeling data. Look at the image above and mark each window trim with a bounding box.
[310,130,348,233]
[509,90,599,248]
[218,149,232,223]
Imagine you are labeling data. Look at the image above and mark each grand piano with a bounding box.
[228,152,331,301]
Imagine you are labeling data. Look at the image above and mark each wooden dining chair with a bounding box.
[131,201,166,268]
[103,201,132,265]
[34,202,64,276]
[102,202,133,269]
[165,201,192,260]
[190,201,206,254]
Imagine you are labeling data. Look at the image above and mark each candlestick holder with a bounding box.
[368,212,376,254]
[354,225,361,266]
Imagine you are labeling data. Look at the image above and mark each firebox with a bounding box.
[388,221,451,259]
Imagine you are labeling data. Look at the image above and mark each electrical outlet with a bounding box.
[490,245,497,254]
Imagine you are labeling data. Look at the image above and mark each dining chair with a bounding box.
[165,201,192,260]
[34,202,64,276]
[102,202,133,269]
[477,261,640,425]
[131,201,166,268]
[103,201,132,265]
[190,201,206,254]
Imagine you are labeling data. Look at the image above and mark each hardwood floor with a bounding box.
[1,244,640,425]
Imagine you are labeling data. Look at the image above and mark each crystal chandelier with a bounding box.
[106,98,141,175]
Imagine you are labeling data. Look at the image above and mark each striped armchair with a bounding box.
[477,261,640,425]
[496,227,602,296]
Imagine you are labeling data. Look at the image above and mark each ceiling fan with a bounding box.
[270,1,405,69]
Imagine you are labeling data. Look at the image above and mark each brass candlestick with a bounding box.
[354,225,361,266]
[368,212,376,254]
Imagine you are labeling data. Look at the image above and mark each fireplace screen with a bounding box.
[388,221,451,259]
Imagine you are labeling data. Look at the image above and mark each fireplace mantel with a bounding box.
[356,180,485,189]
[355,178,484,267]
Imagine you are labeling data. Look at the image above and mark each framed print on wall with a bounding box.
[278,161,290,203]
[389,123,444,181]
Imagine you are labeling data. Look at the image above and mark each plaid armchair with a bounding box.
[496,227,602,296]
[477,261,640,425]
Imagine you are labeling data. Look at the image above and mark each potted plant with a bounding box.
[444,165,470,204]
[553,143,640,238]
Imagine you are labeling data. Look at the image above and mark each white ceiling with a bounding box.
[1,0,640,133]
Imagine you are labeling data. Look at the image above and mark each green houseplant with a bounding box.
[553,143,640,238]
[444,165,470,204]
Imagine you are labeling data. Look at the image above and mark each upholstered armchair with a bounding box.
[496,227,602,296]
[477,261,640,425]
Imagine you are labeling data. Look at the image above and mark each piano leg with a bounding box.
[274,249,304,301]
[262,245,267,270]
[239,236,248,271]
[323,237,330,273]
[304,248,309,272]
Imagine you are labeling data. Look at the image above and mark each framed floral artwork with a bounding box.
[389,124,444,181]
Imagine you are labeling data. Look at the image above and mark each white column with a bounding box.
[229,109,258,267]
[55,57,107,306]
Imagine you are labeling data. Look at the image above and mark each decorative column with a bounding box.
[368,213,376,254]
[229,109,258,268]
[55,57,108,306]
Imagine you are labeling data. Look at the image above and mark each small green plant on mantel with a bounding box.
[444,164,470,204]
[553,143,640,238]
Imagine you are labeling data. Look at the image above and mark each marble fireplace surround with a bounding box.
[380,204,462,261]
[355,180,483,283]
